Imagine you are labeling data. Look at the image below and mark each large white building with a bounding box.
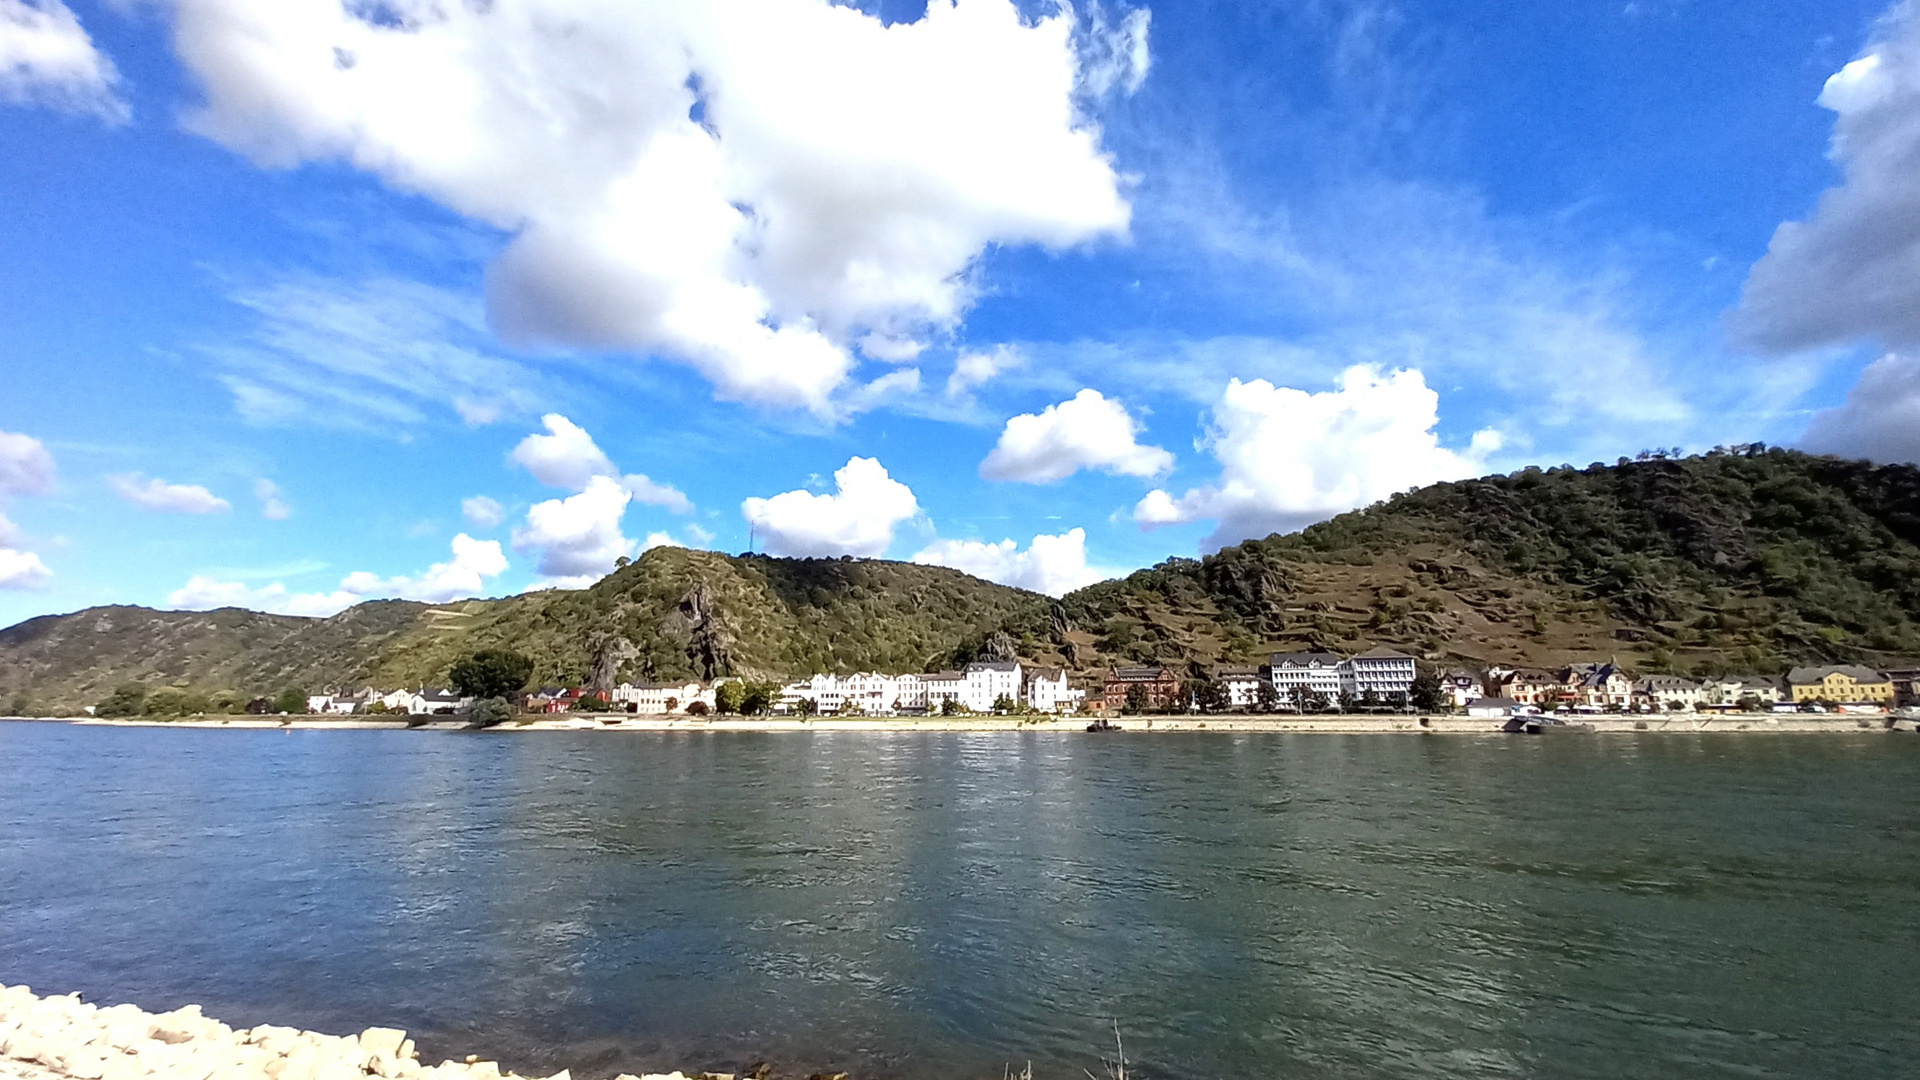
[962,662,1023,712]
[922,672,965,712]
[1024,667,1083,714]
[766,665,1084,716]
[1214,666,1265,709]
[1267,652,1344,702]
[612,681,714,714]
[1340,647,1418,702]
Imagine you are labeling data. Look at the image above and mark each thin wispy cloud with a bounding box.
[204,275,548,434]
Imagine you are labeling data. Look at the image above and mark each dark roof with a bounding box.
[965,661,1021,672]
[1108,666,1174,681]
[1025,667,1067,680]
[1787,665,1887,684]
[1465,697,1519,709]
[1269,651,1341,666]
[1212,666,1260,679]
[1352,646,1414,660]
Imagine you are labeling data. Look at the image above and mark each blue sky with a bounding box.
[3,0,1918,624]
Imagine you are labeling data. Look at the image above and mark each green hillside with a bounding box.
[1018,447,1920,677]
[4,447,1917,715]
[0,548,1045,714]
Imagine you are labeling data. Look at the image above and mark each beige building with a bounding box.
[1786,666,1894,704]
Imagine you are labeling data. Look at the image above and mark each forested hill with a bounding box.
[0,550,1046,714]
[3,448,1918,715]
[1010,447,1920,677]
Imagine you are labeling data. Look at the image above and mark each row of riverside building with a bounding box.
[293,655,1920,719]
[519,664,1083,717]
[1096,652,1920,715]
[772,663,1080,715]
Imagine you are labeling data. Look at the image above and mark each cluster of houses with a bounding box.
[297,652,1920,720]
[770,662,1081,715]
[516,665,1084,717]
[303,688,471,715]
[1134,651,1920,716]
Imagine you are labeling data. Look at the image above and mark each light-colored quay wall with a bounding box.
[0,986,684,1080]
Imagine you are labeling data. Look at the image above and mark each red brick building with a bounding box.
[1103,666,1180,712]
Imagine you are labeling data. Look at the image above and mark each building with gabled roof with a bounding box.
[1103,666,1179,712]
[1786,665,1893,704]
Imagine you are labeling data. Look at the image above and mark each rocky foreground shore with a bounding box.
[0,986,678,1080]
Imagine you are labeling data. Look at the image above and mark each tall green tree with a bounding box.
[1409,668,1447,713]
[739,681,778,715]
[714,680,746,715]
[448,649,535,702]
[95,683,147,718]
[273,687,308,715]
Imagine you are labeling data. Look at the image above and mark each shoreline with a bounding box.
[0,985,665,1080]
[5,713,1917,735]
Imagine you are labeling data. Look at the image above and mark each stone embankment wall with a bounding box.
[0,986,678,1080]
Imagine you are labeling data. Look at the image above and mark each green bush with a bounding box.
[467,697,513,729]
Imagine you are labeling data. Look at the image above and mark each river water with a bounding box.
[1,724,1915,1080]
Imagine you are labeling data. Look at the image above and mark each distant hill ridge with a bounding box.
[4,448,1918,713]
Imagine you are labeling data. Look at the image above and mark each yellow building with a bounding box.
[1786,665,1895,704]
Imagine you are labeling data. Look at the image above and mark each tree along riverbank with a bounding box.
[0,985,693,1080]
[5,713,1919,734]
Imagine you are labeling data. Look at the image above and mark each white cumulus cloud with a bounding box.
[0,547,51,590]
[167,0,1135,416]
[509,413,690,512]
[0,0,126,122]
[742,456,920,558]
[1801,352,1920,464]
[945,344,1022,398]
[981,388,1173,484]
[462,495,506,529]
[109,473,232,514]
[338,533,509,603]
[912,527,1109,596]
[0,430,54,589]
[510,413,618,490]
[1134,366,1500,551]
[0,429,55,497]
[512,474,634,581]
[168,533,509,616]
[1733,6,1920,352]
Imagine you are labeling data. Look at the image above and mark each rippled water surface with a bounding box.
[2,724,1917,1080]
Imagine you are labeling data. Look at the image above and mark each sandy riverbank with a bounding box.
[10,713,1918,734]
[0,985,681,1080]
